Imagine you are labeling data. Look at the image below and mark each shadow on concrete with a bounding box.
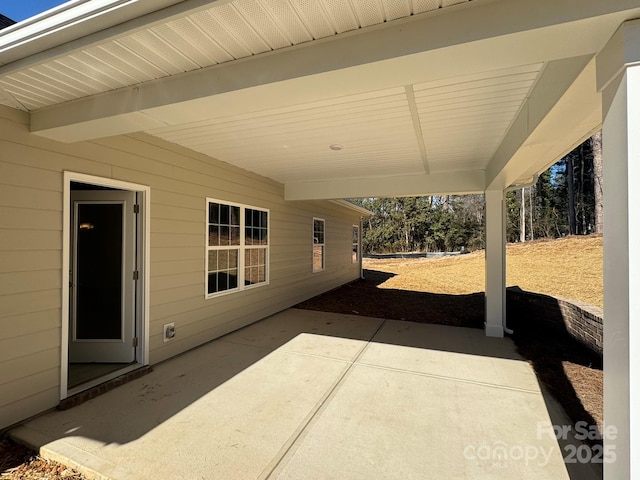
[12,272,602,480]
[299,270,602,435]
[297,270,604,479]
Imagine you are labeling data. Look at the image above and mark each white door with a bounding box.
[69,190,137,363]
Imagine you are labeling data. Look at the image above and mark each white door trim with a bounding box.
[61,172,151,400]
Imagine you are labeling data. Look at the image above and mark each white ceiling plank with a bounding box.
[320,0,359,34]
[350,0,386,27]
[233,0,292,49]
[412,0,441,14]
[382,0,413,21]
[36,59,118,93]
[413,65,542,92]
[149,22,216,68]
[288,0,336,39]
[258,0,314,44]
[80,45,159,84]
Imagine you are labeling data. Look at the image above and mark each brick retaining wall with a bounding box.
[506,288,603,356]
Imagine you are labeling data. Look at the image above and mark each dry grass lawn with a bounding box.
[367,234,603,308]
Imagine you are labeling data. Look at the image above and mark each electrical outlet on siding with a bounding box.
[163,323,176,342]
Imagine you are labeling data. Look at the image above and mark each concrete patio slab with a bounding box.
[359,320,541,391]
[274,357,561,479]
[221,309,385,361]
[10,309,600,480]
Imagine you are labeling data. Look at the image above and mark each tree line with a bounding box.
[351,133,602,254]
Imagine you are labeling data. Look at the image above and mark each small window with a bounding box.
[313,218,325,273]
[206,199,269,298]
[352,225,360,263]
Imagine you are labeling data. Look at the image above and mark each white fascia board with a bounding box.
[0,0,228,69]
[0,0,135,55]
[284,171,485,201]
[485,55,598,190]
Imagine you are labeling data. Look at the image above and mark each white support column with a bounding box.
[485,189,506,337]
[597,20,640,480]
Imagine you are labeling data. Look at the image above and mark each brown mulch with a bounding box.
[297,268,485,329]
[0,436,85,479]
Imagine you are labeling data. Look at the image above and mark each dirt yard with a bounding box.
[1,236,603,479]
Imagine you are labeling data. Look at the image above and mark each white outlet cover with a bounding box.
[163,323,175,342]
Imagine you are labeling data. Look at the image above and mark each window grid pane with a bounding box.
[314,219,324,244]
[207,247,239,294]
[313,219,325,272]
[207,201,269,296]
[313,244,324,272]
[245,247,267,286]
[352,225,359,263]
[209,203,242,247]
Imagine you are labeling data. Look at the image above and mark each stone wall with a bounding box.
[506,288,603,356]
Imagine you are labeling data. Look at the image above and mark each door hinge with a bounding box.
[133,204,140,214]
[132,337,138,348]
[133,270,140,280]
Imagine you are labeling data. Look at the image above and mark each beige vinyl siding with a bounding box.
[0,104,363,429]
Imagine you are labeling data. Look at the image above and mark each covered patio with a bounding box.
[11,308,599,480]
[1,1,639,478]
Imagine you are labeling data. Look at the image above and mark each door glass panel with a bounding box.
[76,203,123,340]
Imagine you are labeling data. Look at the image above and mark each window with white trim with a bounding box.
[313,218,325,273]
[352,225,360,263]
[206,199,269,297]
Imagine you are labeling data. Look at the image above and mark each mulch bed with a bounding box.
[297,269,485,328]
[0,436,85,479]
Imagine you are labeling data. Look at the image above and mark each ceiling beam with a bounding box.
[284,171,485,201]
[405,85,429,174]
[28,0,639,142]
[485,55,599,190]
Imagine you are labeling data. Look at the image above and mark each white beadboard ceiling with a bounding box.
[0,0,473,111]
[148,63,543,182]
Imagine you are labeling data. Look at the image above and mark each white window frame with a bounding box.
[205,198,269,299]
[313,217,325,273]
[352,224,360,264]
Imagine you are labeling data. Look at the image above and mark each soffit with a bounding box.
[0,0,472,111]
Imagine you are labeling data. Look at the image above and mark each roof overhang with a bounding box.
[1,0,639,199]
[330,200,372,217]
